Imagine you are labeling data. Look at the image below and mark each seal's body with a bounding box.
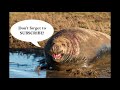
[45,28,111,70]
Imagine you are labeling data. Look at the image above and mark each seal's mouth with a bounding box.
[52,53,62,60]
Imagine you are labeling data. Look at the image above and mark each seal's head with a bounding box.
[49,36,68,63]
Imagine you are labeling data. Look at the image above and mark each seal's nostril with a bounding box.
[62,44,65,46]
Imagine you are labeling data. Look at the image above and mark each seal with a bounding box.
[44,28,111,70]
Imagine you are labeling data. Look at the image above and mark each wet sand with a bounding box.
[46,53,111,78]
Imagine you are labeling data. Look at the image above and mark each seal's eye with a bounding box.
[51,43,55,46]
[62,44,65,46]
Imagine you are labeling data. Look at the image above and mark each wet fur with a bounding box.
[44,28,111,70]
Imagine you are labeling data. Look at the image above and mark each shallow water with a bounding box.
[9,52,46,78]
